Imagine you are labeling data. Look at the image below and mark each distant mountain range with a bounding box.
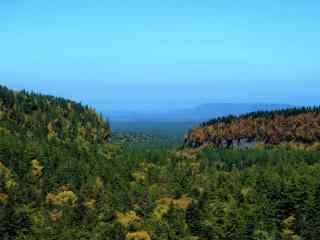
[105,103,295,123]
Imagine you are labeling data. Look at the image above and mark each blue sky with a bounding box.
[1,0,320,111]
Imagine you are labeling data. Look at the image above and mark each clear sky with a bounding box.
[1,0,320,111]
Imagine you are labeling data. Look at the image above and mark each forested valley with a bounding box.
[1,85,320,240]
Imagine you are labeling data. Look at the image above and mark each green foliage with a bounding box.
[0,85,110,144]
[2,137,320,239]
[1,84,320,239]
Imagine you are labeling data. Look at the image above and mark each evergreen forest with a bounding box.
[1,85,320,240]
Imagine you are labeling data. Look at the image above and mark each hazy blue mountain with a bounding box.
[105,103,294,123]
[183,103,295,122]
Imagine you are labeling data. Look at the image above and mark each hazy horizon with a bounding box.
[0,83,305,113]
[2,1,320,111]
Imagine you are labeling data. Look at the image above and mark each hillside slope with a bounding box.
[0,85,110,143]
[185,107,320,148]
[0,85,120,239]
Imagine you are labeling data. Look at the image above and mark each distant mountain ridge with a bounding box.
[105,103,294,123]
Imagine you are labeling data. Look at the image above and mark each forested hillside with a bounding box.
[0,85,110,144]
[185,107,320,148]
[1,85,320,239]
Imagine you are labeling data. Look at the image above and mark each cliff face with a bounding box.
[185,107,320,148]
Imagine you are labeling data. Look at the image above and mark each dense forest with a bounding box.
[185,107,320,148]
[0,85,110,144]
[1,85,320,239]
